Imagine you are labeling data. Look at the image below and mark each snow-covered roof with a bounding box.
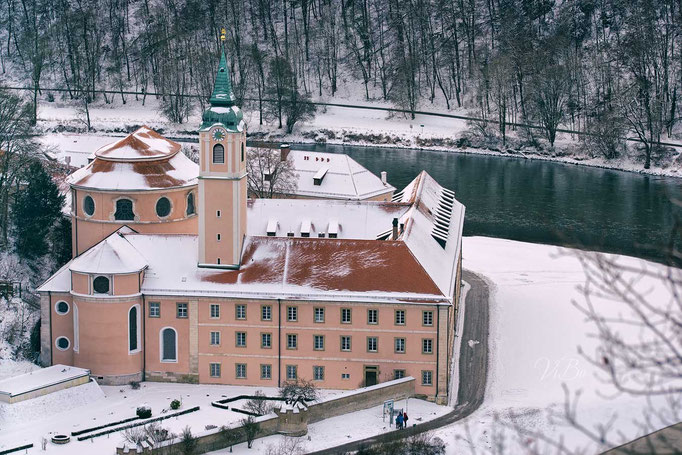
[67,147,198,191]
[69,227,148,275]
[284,150,395,200]
[0,365,89,397]
[40,172,464,304]
[247,199,407,239]
[94,127,180,161]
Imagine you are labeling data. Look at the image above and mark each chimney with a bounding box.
[280,143,291,161]
[392,218,399,240]
[381,171,387,185]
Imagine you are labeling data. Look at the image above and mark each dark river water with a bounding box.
[291,143,682,265]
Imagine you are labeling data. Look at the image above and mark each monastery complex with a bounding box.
[37,49,465,404]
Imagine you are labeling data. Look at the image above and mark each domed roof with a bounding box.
[201,105,245,132]
[67,127,199,191]
[95,127,181,161]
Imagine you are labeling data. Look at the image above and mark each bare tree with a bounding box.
[244,390,273,416]
[241,416,260,449]
[246,147,298,198]
[279,378,319,403]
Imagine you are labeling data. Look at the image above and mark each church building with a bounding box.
[37,47,465,404]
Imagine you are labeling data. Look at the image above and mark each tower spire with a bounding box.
[209,28,236,107]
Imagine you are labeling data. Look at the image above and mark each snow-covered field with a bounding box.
[435,237,679,454]
[35,98,682,178]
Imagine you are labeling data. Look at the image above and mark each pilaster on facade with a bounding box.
[189,300,199,375]
[40,293,52,366]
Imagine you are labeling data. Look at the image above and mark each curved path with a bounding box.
[309,269,490,454]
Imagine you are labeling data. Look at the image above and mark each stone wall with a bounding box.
[116,377,416,455]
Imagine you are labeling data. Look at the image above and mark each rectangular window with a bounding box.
[341,373,350,379]
[395,337,406,353]
[313,335,325,351]
[236,363,247,379]
[367,309,378,324]
[261,305,272,321]
[286,365,297,380]
[261,364,272,379]
[209,363,221,378]
[210,304,220,319]
[313,366,324,381]
[149,302,160,318]
[287,306,298,322]
[176,303,188,318]
[341,336,351,352]
[210,331,220,346]
[395,310,405,325]
[261,332,272,348]
[216,210,221,217]
[287,333,298,349]
[367,337,378,352]
[422,338,433,354]
[341,308,352,324]
[314,307,325,323]
[236,332,246,347]
[235,304,246,320]
[394,369,406,380]
[422,370,433,386]
[423,310,434,326]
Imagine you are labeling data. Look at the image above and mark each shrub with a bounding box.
[170,399,181,410]
[278,378,319,403]
[129,381,141,390]
[136,406,152,419]
[241,416,260,449]
[180,426,198,455]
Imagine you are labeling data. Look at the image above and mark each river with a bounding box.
[291,143,681,265]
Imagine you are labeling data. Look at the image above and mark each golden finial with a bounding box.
[220,27,226,42]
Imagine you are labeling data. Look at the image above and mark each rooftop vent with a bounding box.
[328,219,339,238]
[266,218,278,236]
[313,167,329,186]
[431,188,455,248]
[300,219,311,238]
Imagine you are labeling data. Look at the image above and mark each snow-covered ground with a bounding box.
[35,98,682,178]
[434,237,679,454]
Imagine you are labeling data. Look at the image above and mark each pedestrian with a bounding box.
[403,411,408,428]
[396,412,403,429]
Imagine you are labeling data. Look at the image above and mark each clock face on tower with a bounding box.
[212,128,226,142]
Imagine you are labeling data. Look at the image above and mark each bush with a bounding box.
[278,378,319,403]
[136,406,152,419]
[170,399,182,410]
[129,381,141,390]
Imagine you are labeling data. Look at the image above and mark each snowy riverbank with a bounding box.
[435,237,679,454]
[35,98,682,179]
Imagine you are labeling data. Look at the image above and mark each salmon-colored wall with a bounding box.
[50,293,74,366]
[188,298,442,396]
[114,273,141,296]
[144,299,191,376]
[72,296,143,377]
[72,272,89,294]
[72,187,198,256]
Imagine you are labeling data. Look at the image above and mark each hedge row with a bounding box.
[71,415,141,436]
[77,406,201,441]
[0,443,33,455]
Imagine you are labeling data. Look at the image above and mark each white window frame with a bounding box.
[55,300,70,315]
[367,336,378,352]
[236,332,247,347]
[287,306,298,322]
[210,304,220,319]
[92,274,112,295]
[341,336,351,352]
[236,363,247,379]
[149,302,160,318]
[368,309,378,324]
[210,331,221,346]
[210,362,221,378]
[314,307,324,323]
[286,365,297,380]
[261,364,272,379]
[261,305,272,321]
[55,336,70,351]
[313,366,324,381]
[236,304,246,320]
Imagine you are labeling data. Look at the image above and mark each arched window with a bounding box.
[83,196,95,216]
[114,199,135,221]
[161,327,177,362]
[186,192,195,215]
[241,143,244,162]
[55,300,69,315]
[213,144,225,164]
[155,197,171,218]
[73,304,79,352]
[129,305,139,352]
[93,276,110,294]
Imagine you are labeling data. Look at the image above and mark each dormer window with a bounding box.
[92,275,110,295]
[213,144,225,164]
[114,199,135,221]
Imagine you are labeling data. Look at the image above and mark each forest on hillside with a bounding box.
[0,0,681,168]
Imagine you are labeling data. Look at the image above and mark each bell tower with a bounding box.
[198,29,247,268]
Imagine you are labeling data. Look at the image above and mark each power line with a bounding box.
[2,85,680,149]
